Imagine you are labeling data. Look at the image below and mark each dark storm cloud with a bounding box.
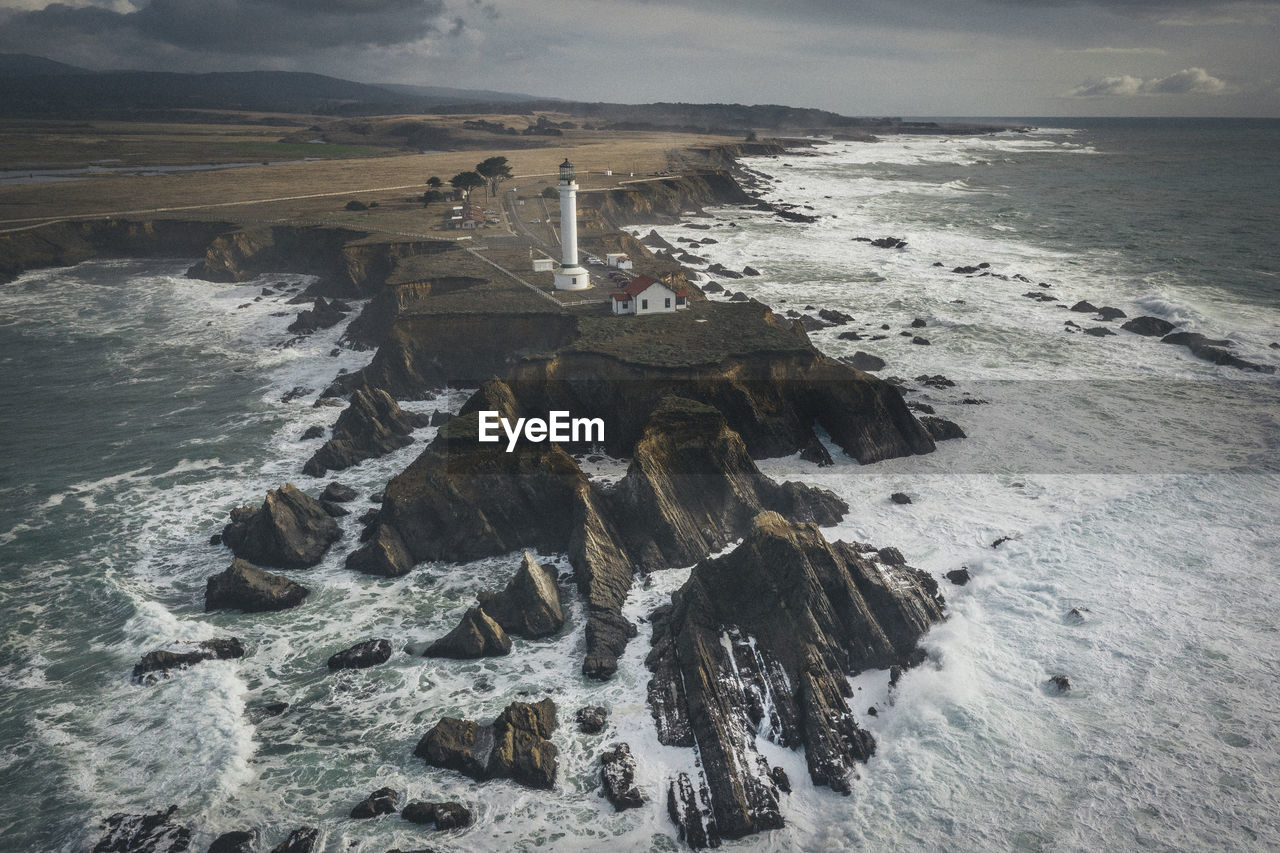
[0,0,446,56]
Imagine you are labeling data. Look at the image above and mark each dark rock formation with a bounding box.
[1047,674,1071,693]
[346,522,415,578]
[268,827,317,853]
[321,482,357,502]
[1069,300,1099,313]
[301,425,325,440]
[287,297,347,335]
[890,492,912,505]
[911,336,931,346]
[799,435,833,467]
[742,266,760,276]
[836,330,863,341]
[868,237,907,249]
[133,638,244,683]
[646,513,945,845]
[424,607,511,659]
[848,351,886,372]
[945,568,971,586]
[1121,316,1175,337]
[327,639,392,670]
[429,409,453,427]
[221,484,340,570]
[319,500,348,518]
[350,787,398,819]
[641,230,675,251]
[205,559,310,612]
[207,830,256,853]
[818,308,853,325]
[401,800,473,830]
[708,263,743,279]
[910,318,927,328]
[1094,307,1126,321]
[600,743,645,811]
[303,388,430,477]
[1083,327,1116,337]
[576,705,609,734]
[91,806,190,853]
[414,699,558,789]
[798,314,830,331]
[1065,607,1090,624]
[477,551,564,639]
[1161,331,1274,372]
[918,416,966,443]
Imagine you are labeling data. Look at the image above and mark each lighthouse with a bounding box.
[553,158,590,290]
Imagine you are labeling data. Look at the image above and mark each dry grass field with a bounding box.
[0,111,742,237]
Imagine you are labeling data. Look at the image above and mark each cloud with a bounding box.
[1068,66,1230,96]
[0,0,447,58]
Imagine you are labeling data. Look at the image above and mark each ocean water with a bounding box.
[1,118,1278,851]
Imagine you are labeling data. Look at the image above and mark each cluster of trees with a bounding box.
[423,156,514,205]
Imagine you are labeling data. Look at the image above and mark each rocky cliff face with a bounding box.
[646,512,945,846]
[302,387,429,477]
[576,169,755,227]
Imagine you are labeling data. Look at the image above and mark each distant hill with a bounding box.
[0,58,544,117]
[0,53,87,77]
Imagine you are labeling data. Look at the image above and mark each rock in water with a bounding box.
[303,388,430,477]
[890,492,912,505]
[1095,307,1127,321]
[646,512,944,844]
[320,481,357,502]
[205,559,310,612]
[576,705,609,734]
[132,638,244,683]
[600,743,646,811]
[1069,300,1099,313]
[327,639,392,670]
[848,351,886,372]
[221,484,340,570]
[345,523,415,578]
[415,699,558,789]
[1048,674,1072,693]
[207,831,256,853]
[799,434,834,467]
[424,607,511,659]
[287,296,346,335]
[91,806,190,853]
[349,786,398,818]
[401,800,473,830]
[478,551,565,639]
[945,568,971,586]
[1121,316,1175,337]
[919,416,966,442]
[269,827,318,853]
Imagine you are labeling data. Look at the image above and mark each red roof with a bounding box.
[615,275,689,299]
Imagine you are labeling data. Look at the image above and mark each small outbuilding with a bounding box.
[606,253,634,270]
[611,275,687,315]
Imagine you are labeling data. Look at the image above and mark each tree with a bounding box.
[426,176,443,188]
[540,186,558,200]
[449,171,485,200]
[422,189,445,205]
[475,156,513,197]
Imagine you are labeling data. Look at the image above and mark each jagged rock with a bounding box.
[1083,326,1115,337]
[132,638,244,683]
[701,281,724,294]
[1069,300,1099,313]
[1161,331,1273,372]
[424,607,511,659]
[327,639,392,670]
[321,482,357,502]
[890,492,912,505]
[205,559,310,612]
[301,425,325,440]
[910,318,927,328]
[729,291,750,302]
[742,265,760,276]
[915,374,955,389]
[836,330,862,341]
[320,500,348,518]
[799,434,833,467]
[207,830,256,853]
[677,252,708,264]
[401,800,473,830]
[600,743,645,811]
[708,263,744,279]
[345,523,414,577]
[869,236,907,249]
[992,536,1013,548]
[91,806,190,853]
[303,388,429,477]
[269,827,317,853]
[911,336,931,345]
[415,699,558,789]
[641,229,675,250]
[221,484,340,570]
[350,786,398,819]
[576,705,609,734]
[799,314,830,330]
[287,296,346,335]
[1065,607,1090,624]
[1095,307,1127,321]
[848,351,886,372]
[909,402,935,415]
[876,546,906,565]
[919,416,966,441]
[667,772,717,849]
[818,308,853,325]
[1048,674,1071,693]
[952,265,981,274]
[478,551,564,639]
[429,409,453,427]
[945,568,971,586]
[647,513,944,843]
[1121,316,1175,336]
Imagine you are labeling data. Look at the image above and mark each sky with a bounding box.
[1,0,1278,116]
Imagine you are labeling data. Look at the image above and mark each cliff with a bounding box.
[647,512,946,846]
[575,169,755,227]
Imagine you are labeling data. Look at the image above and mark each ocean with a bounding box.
[1,118,1278,851]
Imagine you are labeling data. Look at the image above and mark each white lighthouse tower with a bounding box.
[553,158,590,291]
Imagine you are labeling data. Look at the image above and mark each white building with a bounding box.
[606,253,633,270]
[531,254,555,272]
[553,159,591,291]
[611,275,688,315]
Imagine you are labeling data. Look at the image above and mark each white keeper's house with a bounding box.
[611,275,688,315]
